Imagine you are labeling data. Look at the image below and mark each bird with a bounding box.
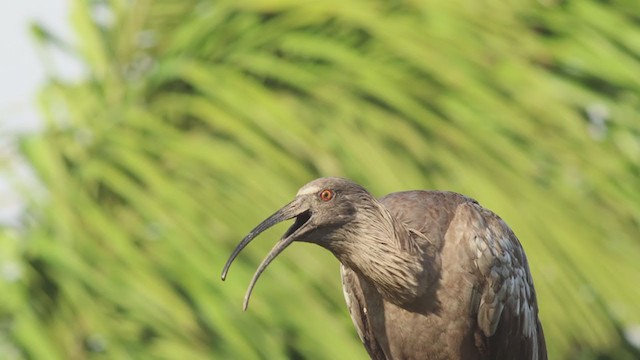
[221,177,547,360]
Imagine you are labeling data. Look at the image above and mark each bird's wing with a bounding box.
[448,201,547,360]
[340,265,388,360]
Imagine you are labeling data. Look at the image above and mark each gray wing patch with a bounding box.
[471,208,536,339]
[451,202,544,359]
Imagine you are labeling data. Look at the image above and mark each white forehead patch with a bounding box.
[296,185,321,196]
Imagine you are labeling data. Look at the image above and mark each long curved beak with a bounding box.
[221,198,311,310]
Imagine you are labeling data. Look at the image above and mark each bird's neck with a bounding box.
[334,202,432,306]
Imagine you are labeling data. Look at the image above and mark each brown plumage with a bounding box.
[222,177,547,360]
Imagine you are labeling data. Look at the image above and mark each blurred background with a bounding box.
[1,0,640,359]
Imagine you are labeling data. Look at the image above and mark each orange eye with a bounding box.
[319,189,334,202]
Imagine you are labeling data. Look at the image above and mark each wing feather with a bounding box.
[450,202,547,360]
[340,265,388,360]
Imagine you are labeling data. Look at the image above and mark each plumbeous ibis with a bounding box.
[222,177,547,360]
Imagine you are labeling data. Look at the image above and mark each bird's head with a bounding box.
[221,177,373,310]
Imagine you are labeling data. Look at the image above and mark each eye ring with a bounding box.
[319,189,334,202]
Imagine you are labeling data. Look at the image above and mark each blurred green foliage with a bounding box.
[1,0,640,358]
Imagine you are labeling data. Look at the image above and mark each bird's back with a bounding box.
[341,190,547,360]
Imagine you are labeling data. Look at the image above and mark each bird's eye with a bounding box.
[319,189,334,202]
